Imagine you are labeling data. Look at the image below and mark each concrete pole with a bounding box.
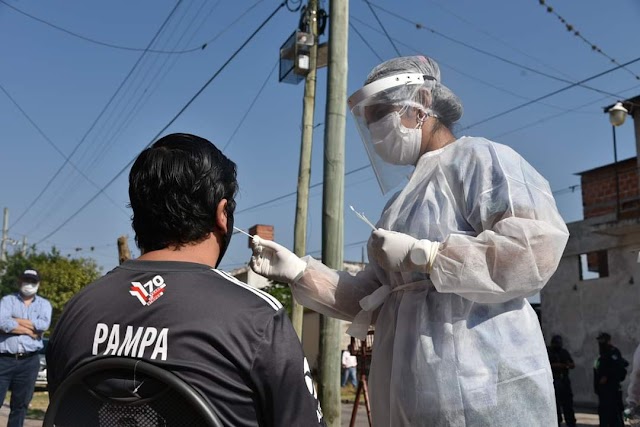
[320,0,348,425]
[1,208,8,262]
[292,0,319,340]
[21,236,27,257]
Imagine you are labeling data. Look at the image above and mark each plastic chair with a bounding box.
[43,356,223,427]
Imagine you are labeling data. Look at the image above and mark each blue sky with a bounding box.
[1,0,639,274]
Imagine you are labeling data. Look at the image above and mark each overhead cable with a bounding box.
[0,0,264,54]
[35,1,206,230]
[80,0,216,172]
[424,0,575,80]
[234,165,370,215]
[491,83,640,140]
[223,60,279,152]
[35,2,286,244]
[350,21,383,62]
[460,56,640,131]
[361,3,633,99]
[10,0,184,232]
[363,0,400,56]
[0,83,130,219]
[538,0,640,81]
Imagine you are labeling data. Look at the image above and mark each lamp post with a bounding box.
[607,102,629,217]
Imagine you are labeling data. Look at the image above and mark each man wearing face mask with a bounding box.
[47,134,325,427]
[249,56,569,426]
[0,268,52,427]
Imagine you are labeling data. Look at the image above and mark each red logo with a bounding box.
[130,275,166,306]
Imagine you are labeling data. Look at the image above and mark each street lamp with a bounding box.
[609,102,629,126]
[607,102,629,217]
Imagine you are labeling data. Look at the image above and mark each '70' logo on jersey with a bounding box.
[130,275,166,306]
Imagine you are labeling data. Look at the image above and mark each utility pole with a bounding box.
[117,235,131,265]
[1,208,8,262]
[292,0,319,340]
[20,236,27,257]
[320,0,348,425]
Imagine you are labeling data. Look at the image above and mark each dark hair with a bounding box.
[129,133,238,253]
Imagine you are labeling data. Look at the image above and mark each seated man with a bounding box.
[47,133,325,427]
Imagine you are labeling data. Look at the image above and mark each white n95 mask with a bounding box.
[368,112,422,166]
[20,283,39,297]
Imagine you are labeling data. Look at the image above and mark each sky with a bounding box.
[1,0,640,275]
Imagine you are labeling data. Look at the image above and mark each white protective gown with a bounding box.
[628,343,640,407]
[292,137,569,426]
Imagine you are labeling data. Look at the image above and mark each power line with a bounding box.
[0,0,228,55]
[352,16,584,115]
[223,60,279,152]
[460,56,640,131]
[0,83,130,219]
[538,0,640,81]
[362,0,400,56]
[423,0,575,81]
[31,0,206,233]
[360,4,631,100]
[91,0,263,164]
[35,2,287,244]
[491,83,640,140]
[352,13,640,114]
[235,165,370,215]
[10,0,184,232]
[349,21,383,62]
[349,15,640,125]
[553,185,581,197]
[79,0,214,172]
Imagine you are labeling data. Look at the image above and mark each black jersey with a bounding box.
[47,260,324,427]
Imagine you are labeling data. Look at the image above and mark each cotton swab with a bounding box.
[349,205,377,231]
[233,226,254,238]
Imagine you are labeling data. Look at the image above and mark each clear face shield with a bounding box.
[348,73,436,194]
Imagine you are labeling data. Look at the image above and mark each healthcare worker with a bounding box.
[250,56,569,426]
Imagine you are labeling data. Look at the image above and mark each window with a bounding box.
[579,250,609,280]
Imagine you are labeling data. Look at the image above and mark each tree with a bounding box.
[0,247,102,331]
[262,281,293,318]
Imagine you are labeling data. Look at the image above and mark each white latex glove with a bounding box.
[370,228,440,273]
[250,236,307,284]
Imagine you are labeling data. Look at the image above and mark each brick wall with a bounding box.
[581,158,639,219]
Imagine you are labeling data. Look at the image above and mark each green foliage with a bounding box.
[0,247,102,331]
[262,281,293,318]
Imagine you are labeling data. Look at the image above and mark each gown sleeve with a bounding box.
[430,142,570,303]
[290,258,382,322]
[627,344,640,406]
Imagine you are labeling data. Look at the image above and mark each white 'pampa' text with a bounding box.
[92,323,169,360]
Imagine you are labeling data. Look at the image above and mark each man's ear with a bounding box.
[215,199,229,235]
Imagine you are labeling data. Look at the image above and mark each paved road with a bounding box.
[1,399,601,426]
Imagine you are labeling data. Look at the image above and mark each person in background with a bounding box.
[342,344,358,389]
[548,335,576,427]
[249,55,569,426]
[594,332,628,427]
[0,269,52,427]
